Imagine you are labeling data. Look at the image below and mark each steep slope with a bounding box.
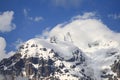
[85,40,120,80]
[0,37,120,80]
[0,38,92,80]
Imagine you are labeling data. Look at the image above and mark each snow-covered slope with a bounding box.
[0,37,120,80]
[0,38,91,80]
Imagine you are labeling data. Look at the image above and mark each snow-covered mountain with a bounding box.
[0,37,120,80]
[0,38,90,80]
[0,16,120,80]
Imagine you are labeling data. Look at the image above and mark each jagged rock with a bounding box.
[111,60,120,78]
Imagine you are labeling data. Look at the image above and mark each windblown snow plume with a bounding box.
[48,12,120,49]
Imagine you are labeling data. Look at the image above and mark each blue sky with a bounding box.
[0,0,120,52]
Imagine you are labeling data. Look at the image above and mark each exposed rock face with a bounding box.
[0,51,59,80]
[111,60,120,79]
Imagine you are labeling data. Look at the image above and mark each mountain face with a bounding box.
[0,37,120,80]
[0,38,88,80]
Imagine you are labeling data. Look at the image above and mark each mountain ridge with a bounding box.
[0,37,120,80]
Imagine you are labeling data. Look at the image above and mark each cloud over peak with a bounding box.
[0,11,16,33]
[40,12,120,49]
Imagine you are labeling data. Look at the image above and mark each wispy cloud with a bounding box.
[108,14,120,20]
[35,27,50,39]
[13,38,24,49]
[34,17,43,22]
[72,12,96,20]
[23,9,43,22]
[29,16,43,22]
[23,8,30,17]
[51,0,82,8]
[0,11,16,33]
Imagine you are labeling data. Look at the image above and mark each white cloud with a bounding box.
[0,11,16,33]
[29,16,43,22]
[34,17,43,22]
[108,14,120,20]
[72,12,96,20]
[13,38,24,49]
[23,9,29,17]
[35,27,50,39]
[23,9,43,22]
[0,37,15,60]
[51,0,82,7]
[40,12,120,50]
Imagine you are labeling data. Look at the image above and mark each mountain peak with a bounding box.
[0,38,91,80]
